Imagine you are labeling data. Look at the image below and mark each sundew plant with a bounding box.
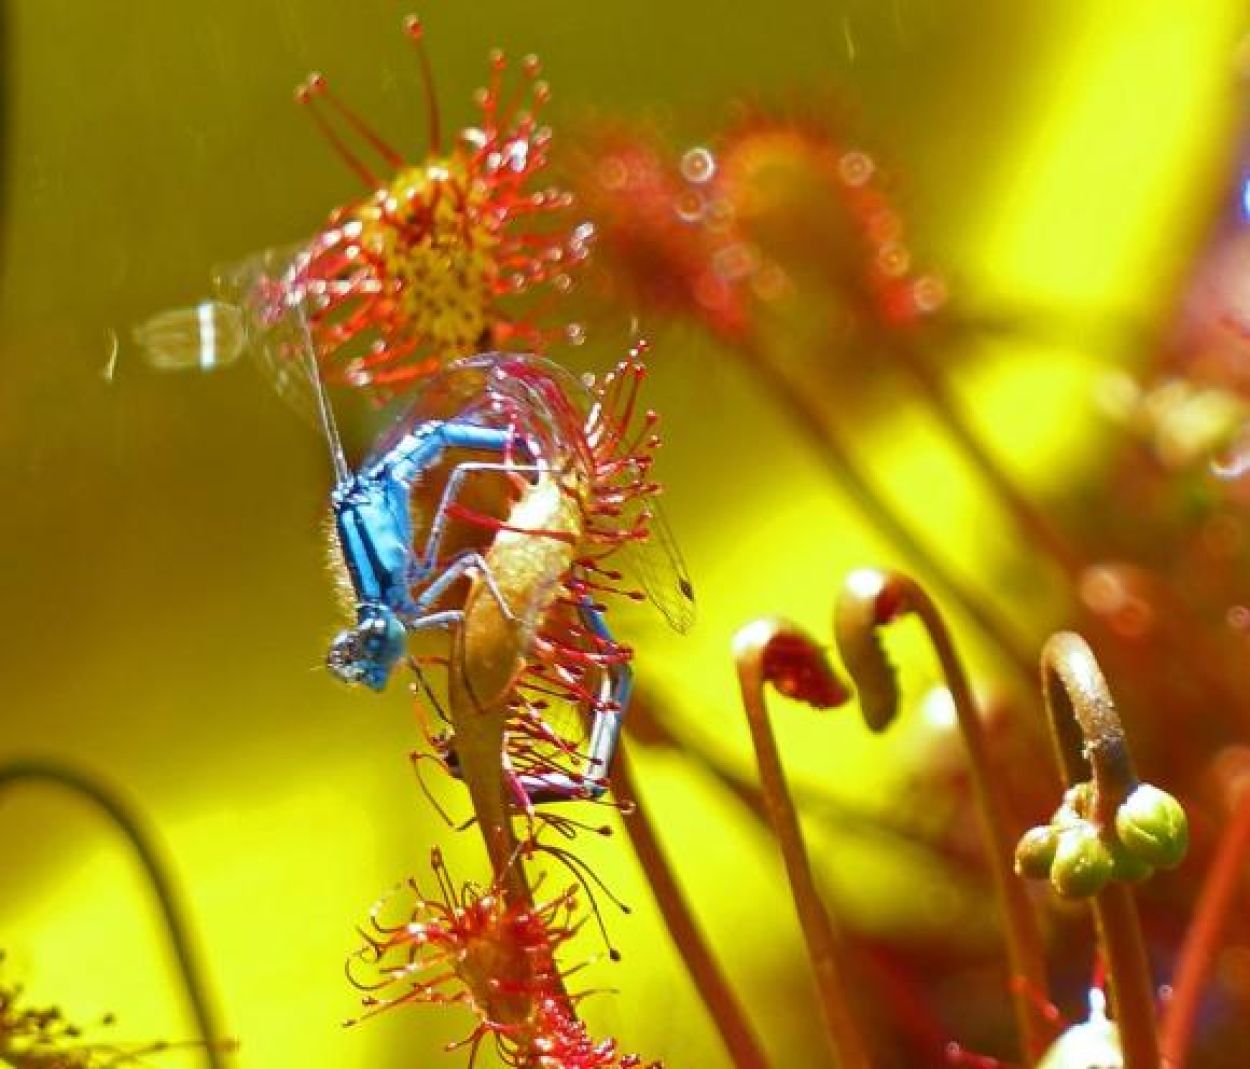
[5,4,1250,1069]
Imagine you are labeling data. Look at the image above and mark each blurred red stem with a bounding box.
[738,335,1036,688]
[735,620,873,1069]
[0,758,231,1069]
[613,743,773,1069]
[1160,788,1250,1067]
[869,574,1052,1062]
[444,673,570,1007]
[890,334,1085,580]
[1040,633,1158,1068]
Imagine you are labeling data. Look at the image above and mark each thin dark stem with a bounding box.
[896,328,1250,744]
[1094,885,1159,1069]
[737,335,1037,689]
[890,334,1085,580]
[834,570,1051,1062]
[1160,783,1250,1068]
[613,743,772,1069]
[1039,633,1159,1069]
[625,691,987,879]
[734,618,873,1069]
[0,758,231,1069]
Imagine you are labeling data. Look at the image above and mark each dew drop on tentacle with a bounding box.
[910,273,948,314]
[1211,426,1250,479]
[679,145,716,184]
[838,149,875,186]
[674,189,705,223]
[1227,604,1250,633]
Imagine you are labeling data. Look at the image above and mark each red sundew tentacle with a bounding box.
[480,48,506,132]
[403,15,443,154]
[532,635,630,669]
[577,561,624,581]
[521,666,593,695]
[567,578,646,602]
[389,351,673,831]
[537,620,620,654]
[297,75,380,190]
[281,33,587,399]
[523,679,596,712]
[357,356,443,388]
[409,752,467,829]
[442,502,582,544]
[314,77,407,171]
[512,726,584,760]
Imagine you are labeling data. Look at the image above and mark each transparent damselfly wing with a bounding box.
[363,351,695,634]
[449,353,697,634]
[623,500,696,634]
[132,242,323,419]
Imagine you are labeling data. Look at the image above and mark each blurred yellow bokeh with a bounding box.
[1,1,1246,1066]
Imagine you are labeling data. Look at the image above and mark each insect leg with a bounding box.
[408,550,526,629]
[413,460,547,579]
[516,599,632,804]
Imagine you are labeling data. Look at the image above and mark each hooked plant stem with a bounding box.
[874,575,1052,1062]
[626,691,985,879]
[613,742,773,1069]
[738,335,1036,689]
[735,621,873,1069]
[1160,784,1250,1068]
[1040,633,1159,1069]
[0,758,231,1069]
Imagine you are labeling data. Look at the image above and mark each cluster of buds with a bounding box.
[1015,778,1189,898]
[0,956,195,1069]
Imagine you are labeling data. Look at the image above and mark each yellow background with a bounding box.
[0,1,1245,1065]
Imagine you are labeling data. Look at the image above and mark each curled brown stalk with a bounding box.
[1160,748,1250,1068]
[833,568,1051,1063]
[733,617,872,1069]
[0,759,232,1069]
[613,744,772,1069]
[1024,632,1189,1069]
[739,335,1038,690]
[572,122,1038,686]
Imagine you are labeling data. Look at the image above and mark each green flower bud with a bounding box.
[1055,781,1095,825]
[1110,842,1153,884]
[1015,825,1059,880]
[1115,783,1188,870]
[1050,824,1114,899]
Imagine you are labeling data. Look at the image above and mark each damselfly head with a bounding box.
[326,606,406,691]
